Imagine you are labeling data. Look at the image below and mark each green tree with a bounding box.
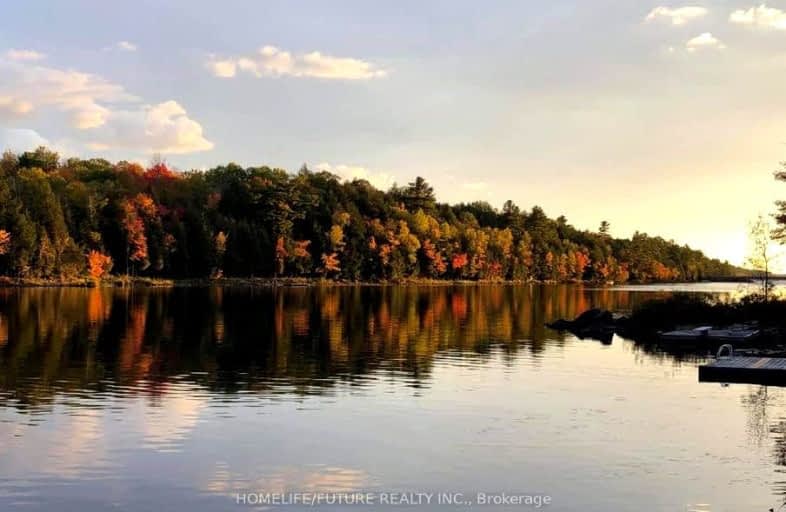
[19,146,59,173]
[400,177,435,213]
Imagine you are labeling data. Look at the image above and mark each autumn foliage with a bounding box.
[87,251,113,279]
[451,253,469,272]
[0,230,10,256]
[321,252,341,275]
[0,146,742,283]
[120,199,148,268]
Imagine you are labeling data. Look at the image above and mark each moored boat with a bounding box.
[659,326,712,342]
[659,325,760,344]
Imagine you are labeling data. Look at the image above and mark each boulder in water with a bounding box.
[546,308,621,344]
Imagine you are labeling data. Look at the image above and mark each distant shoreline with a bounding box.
[0,275,761,289]
[0,276,545,288]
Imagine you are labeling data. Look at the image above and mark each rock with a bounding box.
[547,308,612,330]
[573,308,613,328]
[546,308,622,344]
[546,318,574,330]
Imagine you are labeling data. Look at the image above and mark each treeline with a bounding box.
[0,147,742,283]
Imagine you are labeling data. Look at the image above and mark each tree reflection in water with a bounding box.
[741,385,786,503]
[0,284,664,410]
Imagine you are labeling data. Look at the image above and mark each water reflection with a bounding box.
[1,284,785,511]
[741,385,786,502]
[0,285,666,410]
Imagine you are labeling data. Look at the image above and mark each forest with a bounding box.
[0,146,743,283]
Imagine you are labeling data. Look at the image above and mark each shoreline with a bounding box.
[0,275,757,289]
[547,296,786,355]
[0,276,548,289]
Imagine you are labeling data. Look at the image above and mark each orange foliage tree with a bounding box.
[213,231,228,277]
[291,240,312,275]
[451,253,468,277]
[321,252,341,276]
[275,236,288,275]
[0,230,10,255]
[134,193,157,218]
[421,239,447,277]
[574,250,591,280]
[120,199,148,271]
[87,250,113,279]
[144,162,177,181]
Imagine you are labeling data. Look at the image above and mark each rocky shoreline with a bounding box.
[546,299,786,355]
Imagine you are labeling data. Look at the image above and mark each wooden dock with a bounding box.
[699,356,786,386]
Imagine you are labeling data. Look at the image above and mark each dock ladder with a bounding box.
[716,344,734,359]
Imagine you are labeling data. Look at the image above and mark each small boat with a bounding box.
[659,326,760,344]
[705,328,760,343]
[659,326,712,342]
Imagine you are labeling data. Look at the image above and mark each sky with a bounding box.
[1,0,786,269]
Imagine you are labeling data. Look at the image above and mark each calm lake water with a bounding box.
[0,283,784,511]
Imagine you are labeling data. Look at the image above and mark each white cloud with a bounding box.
[686,32,726,51]
[0,58,136,128]
[116,41,138,51]
[730,4,786,29]
[314,162,397,190]
[5,48,46,61]
[0,128,49,152]
[206,58,237,78]
[0,96,33,117]
[646,6,708,25]
[207,45,387,80]
[102,41,139,52]
[87,101,214,154]
[73,103,111,129]
[0,55,213,154]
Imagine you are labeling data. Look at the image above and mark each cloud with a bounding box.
[0,96,34,117]
[5,48,46,61]
[207,45,387,80]
[0,54,213,154]
[116,41,138,51]
[646,6,708,25]
[0,127,49,152]
[686,32,726,51]
[730,4,786,29]
[87,101,214,154]
[0,57,136,128]
[102,41,139,52]
[206,58,236,78]
[314,162,397,190]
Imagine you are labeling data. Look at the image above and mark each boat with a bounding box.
[659,326,712,342]
[705,328,760,343]
[659,325,760,344]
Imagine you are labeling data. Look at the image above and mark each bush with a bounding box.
[628,293,786,333]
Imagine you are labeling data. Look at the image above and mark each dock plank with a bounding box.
[699,356,786,386]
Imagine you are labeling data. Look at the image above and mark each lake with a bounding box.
[0,283,784,511]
